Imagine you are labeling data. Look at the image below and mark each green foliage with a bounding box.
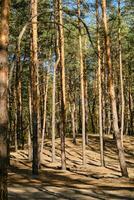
[8,0,134,144]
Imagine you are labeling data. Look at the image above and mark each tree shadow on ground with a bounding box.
[8,165,134,200]
[9,135,134,200]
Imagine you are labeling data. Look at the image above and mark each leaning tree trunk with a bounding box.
[0,0,10,199]
[101,0,128,177]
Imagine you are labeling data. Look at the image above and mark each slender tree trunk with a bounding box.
[40,63,50,161]
[96,0,105,167]
[71,101,76,144]
[14,85,18,152]
[37,60,41,142]
[75,105,78,137]
[102,51,106,135]
[107,108,111,135]
[16,49,23,149]
[0,0,10,198]
[102,67,106,135]
[28,125,32,161]
[58,0,66,170]
[52,36,60,162]
[89,104,96,134]
[84,60,89,145]
[77,0,86,165]
[118,0,125,144]
[7,93,11,166]
[52,60,56,162]
[56,71,61,138]
[101,0,128,177]
[31,0,39,175]
[28,82,32,161]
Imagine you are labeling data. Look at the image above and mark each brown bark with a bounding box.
[96,0,105,167]
[52,35,60,162]
[101,0,128,177]
[16,41,23,149]
[71,101,76,144]
[58,0,66,170]
[77,0,86,166]
[52,60,56,162]
[14,84,18,152]
[28,82,32,161]
[102,53,106,135]
[118,0,125,144]
[84,56,89,145]
[40,61,50,161]
[31,0,39,175]
[0,0,10,198]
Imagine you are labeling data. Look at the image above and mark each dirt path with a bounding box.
[8,135,134,199]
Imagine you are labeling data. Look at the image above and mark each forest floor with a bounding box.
[8,134,134,200]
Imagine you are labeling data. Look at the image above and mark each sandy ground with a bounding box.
[8,135,134,200]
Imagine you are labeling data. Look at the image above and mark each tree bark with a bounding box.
[52,35,60,162]
[71,101,77,144]
[118,0,125,145]
[84,58,89,145]
[16,40,23,149]
[77,0,86,166]
[28,82,32,161]
[96,0,105,167]
[0,0,10,198]
[58,0,66,170]
[101,0,128,177]
[40,61,50,162]
[31,0,39,175]
[14,84,18,152]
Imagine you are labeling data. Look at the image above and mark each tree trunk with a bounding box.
[31,0,39,175]
[101,0,128,177]
[96,0,105,167]
[84,59,89,145]
[52,33,60,162]
[0,0,10,198]
[71,102,76,144]
[28,82,32,161]
[77,0,86,166]
[40,62,50,162]
[58,0,66,170]
[16,41,23,149]
[52,60,56,162]
[14,84,18,152]
[118,0,125,145]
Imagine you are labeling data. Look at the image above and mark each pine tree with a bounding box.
[0,0,10,198]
